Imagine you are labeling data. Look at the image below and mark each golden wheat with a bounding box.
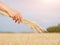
[0,33,59,45]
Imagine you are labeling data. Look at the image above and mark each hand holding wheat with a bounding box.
[0,11,47,33]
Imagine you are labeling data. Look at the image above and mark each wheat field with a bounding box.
[0,33,60,45]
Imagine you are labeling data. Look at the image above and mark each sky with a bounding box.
[0,0,60,32]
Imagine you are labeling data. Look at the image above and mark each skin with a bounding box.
[0,2,22,23]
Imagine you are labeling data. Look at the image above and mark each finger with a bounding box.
[12,16,16,21]
[15,13,21,23]
[11,15,17,23]
[17,15,20,24]
[14,15,18,23]
[15,19,17,23]
[12,16,15,20]
[18,15,22,24]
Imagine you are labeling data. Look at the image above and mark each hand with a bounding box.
[8,10,22,23]
[0,2,22,23]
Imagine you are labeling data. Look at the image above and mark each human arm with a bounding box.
[0,2,22,23]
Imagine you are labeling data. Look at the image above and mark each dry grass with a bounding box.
[0,33,60,45]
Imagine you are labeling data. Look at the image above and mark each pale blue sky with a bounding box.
[0,0,60,32]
